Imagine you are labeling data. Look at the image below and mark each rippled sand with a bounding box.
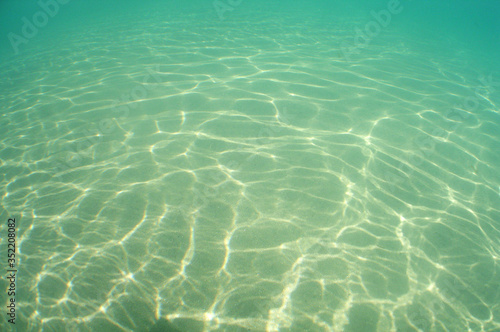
[1,9,499,332]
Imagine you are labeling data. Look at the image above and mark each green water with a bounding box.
[0,0,499,331]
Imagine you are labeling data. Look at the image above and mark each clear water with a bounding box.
[1,0,499,331]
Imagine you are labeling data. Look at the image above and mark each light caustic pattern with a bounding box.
[0,13,499,332]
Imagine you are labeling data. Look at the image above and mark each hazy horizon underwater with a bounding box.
[0,0,499,331]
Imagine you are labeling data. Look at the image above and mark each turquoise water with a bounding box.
[0,0,499,331]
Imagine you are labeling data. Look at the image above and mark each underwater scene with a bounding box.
[0,0,499,331]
